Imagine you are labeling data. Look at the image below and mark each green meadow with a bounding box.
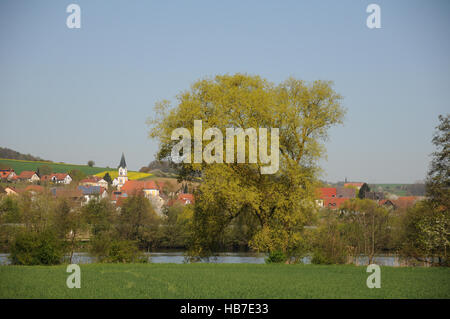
[0,158,109,175]
[0,264,449,299]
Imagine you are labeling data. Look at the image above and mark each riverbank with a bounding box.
[1,263,449,298]
[0,252,433,267]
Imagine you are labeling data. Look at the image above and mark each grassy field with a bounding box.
[0,158,109,175]
[0,264,449,299]
[369,184,410,196]
[0,158,148,179]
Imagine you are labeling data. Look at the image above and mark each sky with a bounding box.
[0,0,449,183]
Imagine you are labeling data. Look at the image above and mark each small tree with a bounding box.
[68,169,86,183]
[399,114,450,266]
[118,193,160,250]
[400,201,449,266]
[10,230,64,265]
[358,183,370,199]
[87,160,95,167]
[312,211,348,264]
[426,114,449,211]
[103,172,113,185]
[340,199,391,264]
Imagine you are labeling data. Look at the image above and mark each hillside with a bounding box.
[0,147,47,161]
[0,158,110,175]
[369,183,426,196]
[0,158,154,181]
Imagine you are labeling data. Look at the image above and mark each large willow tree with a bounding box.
[149,74,345,258]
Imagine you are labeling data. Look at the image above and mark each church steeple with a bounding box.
[116,153,128,190]
[118,152,127,169]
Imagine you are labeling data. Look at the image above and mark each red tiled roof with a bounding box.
[391,196,420,209]
[52,173,68,180]
[317,187,337,199]
[120,180,161,194]
[0,169,14,179]
[53,188,83,198]
[178,193,194,204]
[40,173,68,181]
[323,197,350,209]
[167,193,195,206]
[80,176,101,183]
[25,185,45,193]
[18,171,37,179]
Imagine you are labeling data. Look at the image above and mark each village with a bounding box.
[0,153,195,216]
[0,152,423,216]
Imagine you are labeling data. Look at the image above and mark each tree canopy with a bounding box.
[148,74,345,257]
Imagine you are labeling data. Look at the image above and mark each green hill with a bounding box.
[0,158,110,175]
[0,147,47,162]
[369,183,426,196]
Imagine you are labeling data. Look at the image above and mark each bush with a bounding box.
[10,230,64,265]
[90,235,147,263]
[104,240,147,263]
[265,250,287,263]
[311,212,348,265]
[311,250,334,265]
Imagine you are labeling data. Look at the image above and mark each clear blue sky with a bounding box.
[0,0,449,183]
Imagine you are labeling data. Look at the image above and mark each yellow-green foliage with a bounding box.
[94,171,152,180]
[148,74,346,255]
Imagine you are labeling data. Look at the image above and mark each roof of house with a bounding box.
[167,193,195,206]
[79,176,101,184]
[0,169,14,179]
[391,196,420,209]
[178,193,194,204]
[336,187,356,198]
[52,173,69,180]
[111,191,128,202]
[317,187,337,199]
[120,180,161,194]
[17,171,38,179]
[323,197,350,209]
[78,185,104,195]
[51,187,83,198]
[24,185,45,193]
[379,199,395,206]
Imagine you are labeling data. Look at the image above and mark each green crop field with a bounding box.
[0,158,144,178]
[0,264,449,299]
[0,158,109,175]
[370,184,410,196]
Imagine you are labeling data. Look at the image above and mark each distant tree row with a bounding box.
[0,147,48,162]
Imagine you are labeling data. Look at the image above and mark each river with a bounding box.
[0,252,430,266]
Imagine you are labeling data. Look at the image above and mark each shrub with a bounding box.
[104,240,147,263]
[10,230,64,265]
[265,250,287,263]
[311,250,335,265]
[90,234,147,263]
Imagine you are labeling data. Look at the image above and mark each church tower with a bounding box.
[117,152,128,189]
